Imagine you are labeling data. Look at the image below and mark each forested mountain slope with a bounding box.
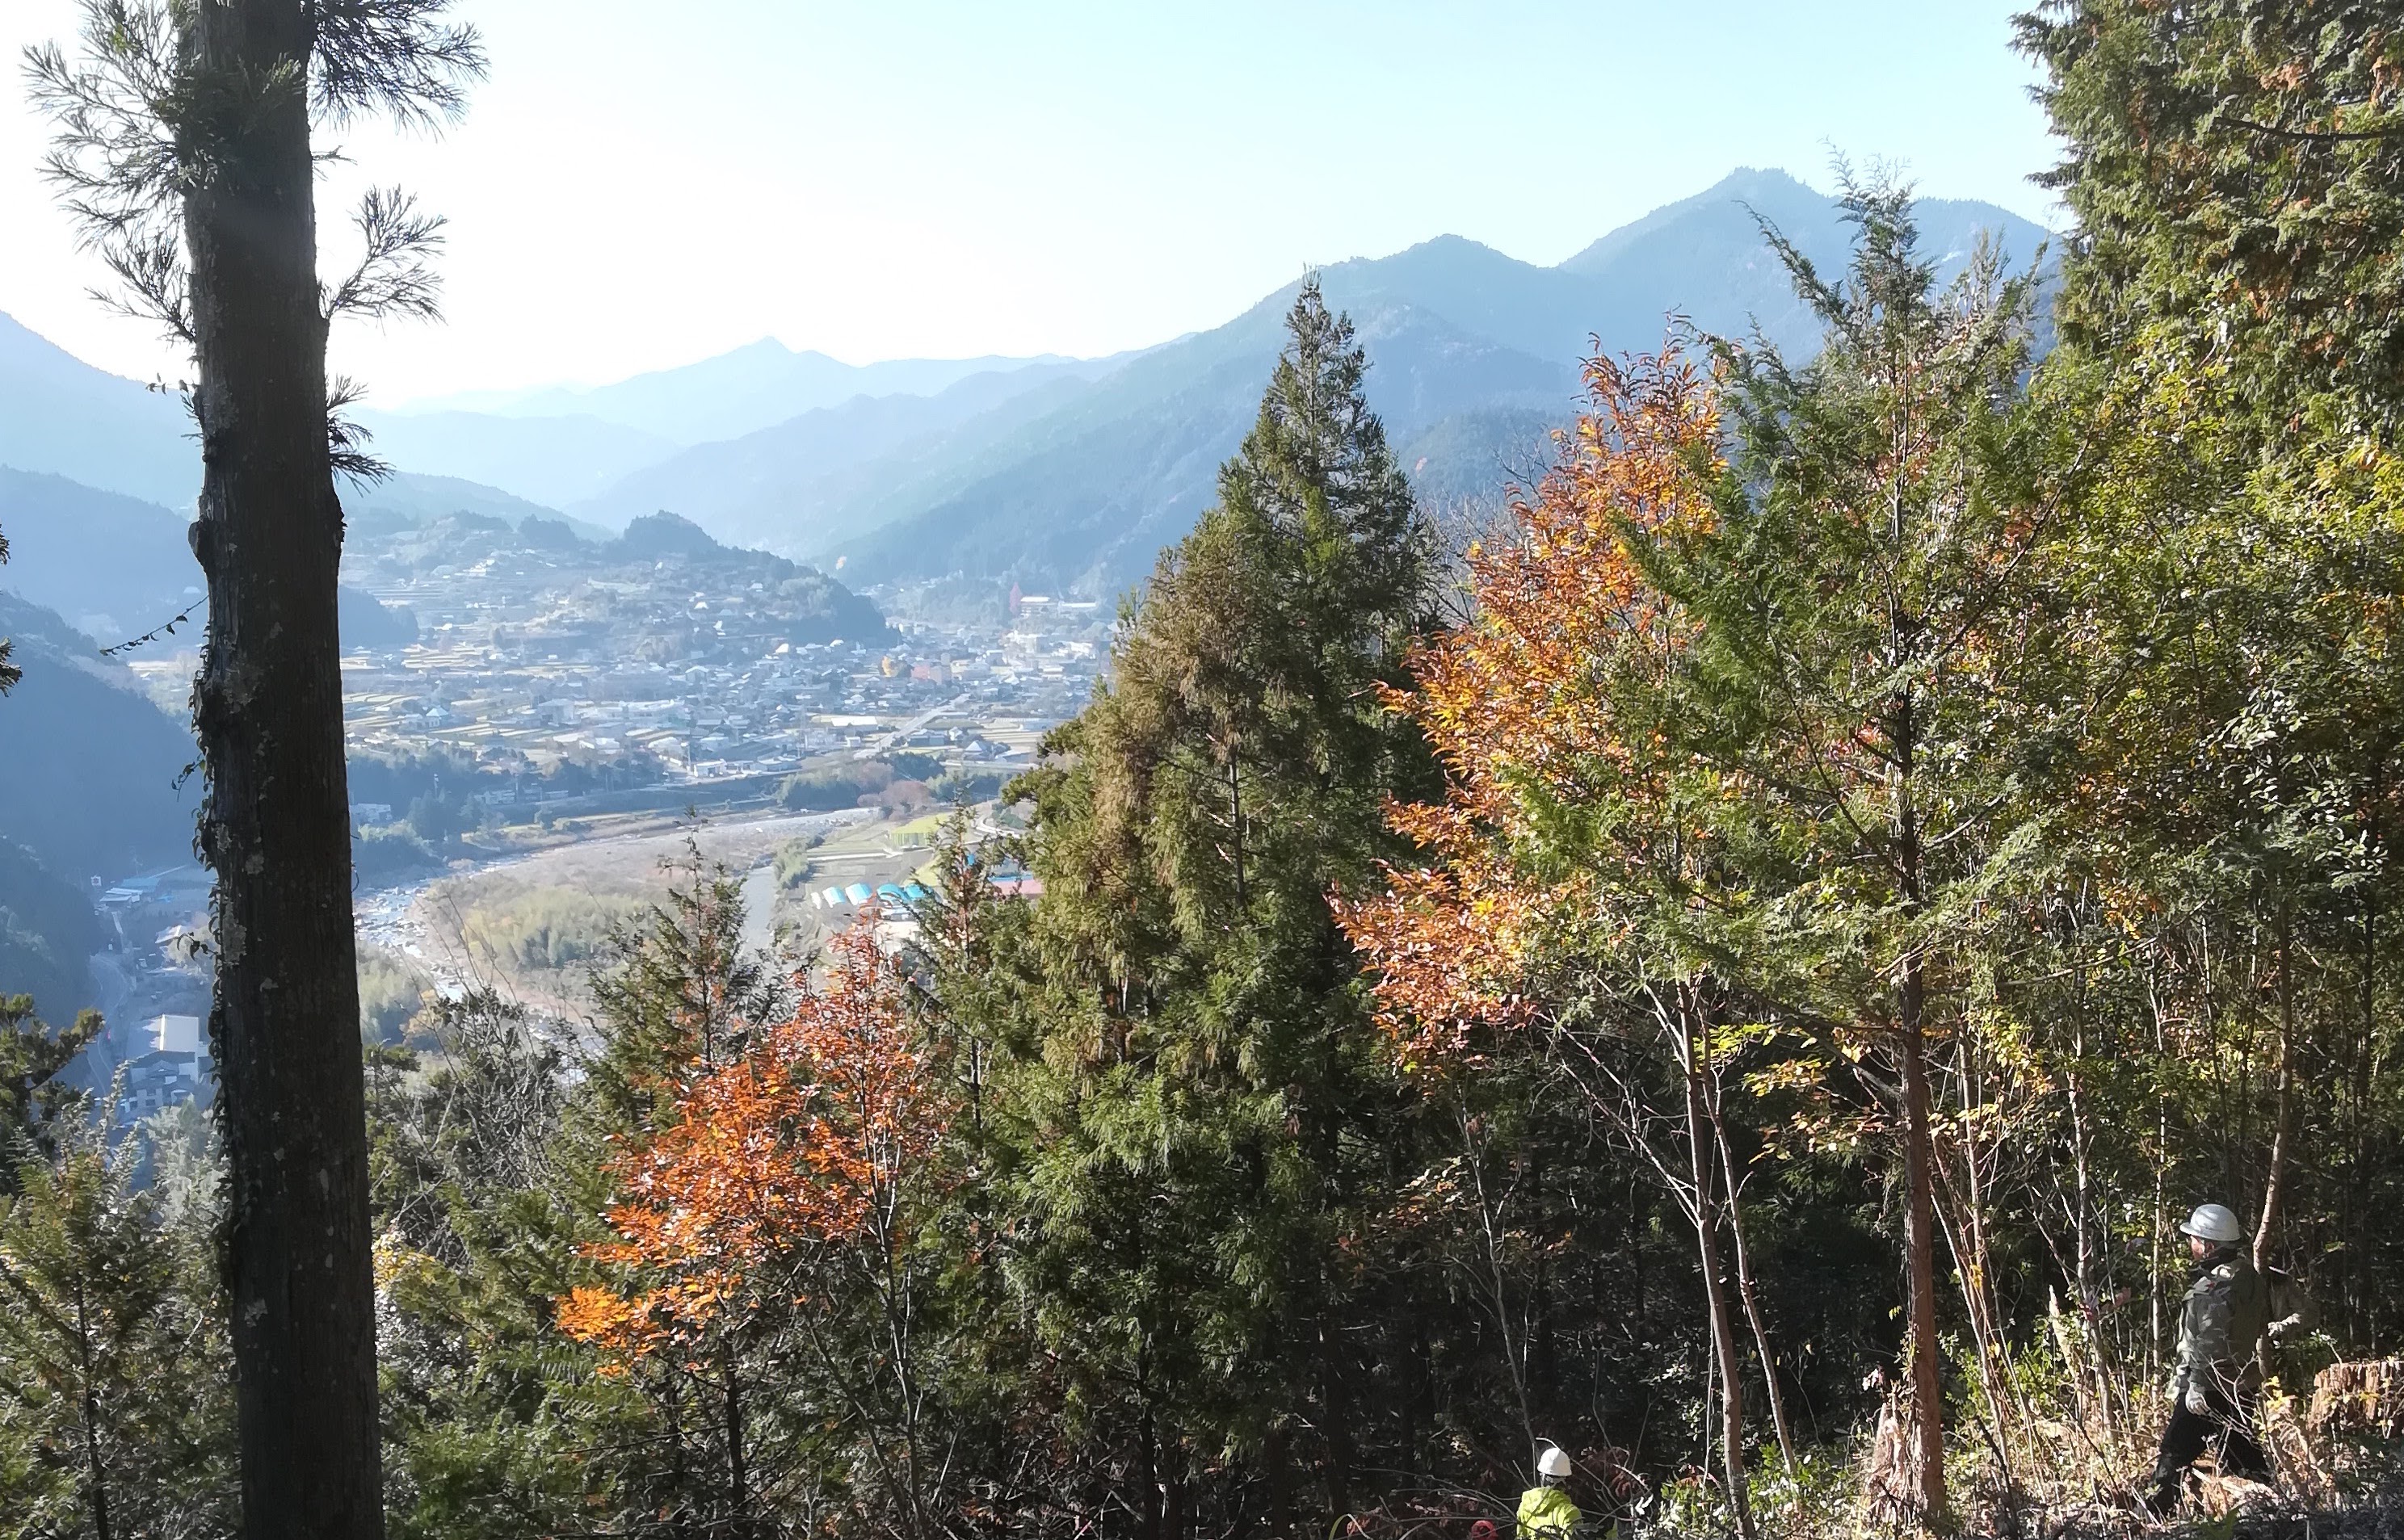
[838,293,1572,591]
[568,359,1113,550]
[0,469,417,650]
[813,167,2050,594]
[0,592,195,885]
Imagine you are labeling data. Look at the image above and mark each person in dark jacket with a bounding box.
[2144,1202,2272,1515]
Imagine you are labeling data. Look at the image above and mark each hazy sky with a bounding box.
[0,1,2059,405]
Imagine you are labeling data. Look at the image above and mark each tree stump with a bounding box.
[1863,1376,1922,1530]
[2307,1359,2404,1442]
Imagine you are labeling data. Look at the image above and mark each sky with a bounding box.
[0,1,2061,405]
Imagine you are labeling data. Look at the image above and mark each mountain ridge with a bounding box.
[813,168,2051,594]
[403,338,1113,443]
[0,167,2055,601]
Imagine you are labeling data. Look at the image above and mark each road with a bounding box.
[854,693,973,761]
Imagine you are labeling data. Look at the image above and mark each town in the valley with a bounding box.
[80,504,1090,1116]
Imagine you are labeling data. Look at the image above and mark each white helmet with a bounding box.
[2180,1203,2242,1244]
[1537,1446,1573,1479]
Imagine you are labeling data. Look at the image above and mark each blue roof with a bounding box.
[844,883,874,904]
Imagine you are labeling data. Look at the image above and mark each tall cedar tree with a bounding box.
[987,277,1435,1531]
[27,6,483,1537]
[1336,349,1782,1534]
[1683,179,2045,1525]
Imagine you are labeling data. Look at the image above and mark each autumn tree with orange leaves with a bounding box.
[1344,174,2053,1532]
[1339,341,1788,1537]
[561,915,956,1536]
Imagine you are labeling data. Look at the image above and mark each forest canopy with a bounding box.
[14,3,2404,1539]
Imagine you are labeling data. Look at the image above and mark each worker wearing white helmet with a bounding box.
[2143,1202,2272,1515]
[1515,1446,1580,1540]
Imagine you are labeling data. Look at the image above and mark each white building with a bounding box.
[151,1013,204,1055]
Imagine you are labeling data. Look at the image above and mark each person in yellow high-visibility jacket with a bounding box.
[1517,1446,1581,1540]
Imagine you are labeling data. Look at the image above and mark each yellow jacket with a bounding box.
[1517,1484,1581,1540]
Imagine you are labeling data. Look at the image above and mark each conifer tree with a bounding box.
[970,278,1437,1530]
[1674,178,2046,1526]
[1347,179,2048,1530]
[0,998,102,1177]
[0,1115,237,1537]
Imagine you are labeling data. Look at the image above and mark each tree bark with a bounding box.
[1899,962,1947,1525]
[723,1346,748,1517]
[1889,673,1947,1527]
[75,1281,114,1540]
[1318,1310,1354,1521]
[183,6,380,1539]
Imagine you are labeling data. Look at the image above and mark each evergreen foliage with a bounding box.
[0,1114,236,1536]
[911,279,1462,1530]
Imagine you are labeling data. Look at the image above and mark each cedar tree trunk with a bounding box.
[183,4,381,1538]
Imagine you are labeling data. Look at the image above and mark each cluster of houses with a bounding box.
[115,1011,208,1123]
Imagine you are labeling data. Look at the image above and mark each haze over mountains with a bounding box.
[0,165,2049,1029]
[0,168,2051,611]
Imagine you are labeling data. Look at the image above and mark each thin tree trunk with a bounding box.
[1263,1423,1292,1538]
[1681,989,1755,1539]
[1899,961,1948,1525]
[75,1281,113,1540]
[1710,1100,1800,1479]
[1318,1309,1354,1521]
[2147,960,2171,1382]
[1457,1096,1537,1464]
[2359,748,2383,1344]
[723,1347,748,1517]
[1890,674,1948,1527]
[183,6,380,1540]
[2254,901,2295,1274]
[1137,1394,1161,1540]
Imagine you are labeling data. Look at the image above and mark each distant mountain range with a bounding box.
[817,169,2052,594]
[405,339,1112,443]
[0,166,2053,600]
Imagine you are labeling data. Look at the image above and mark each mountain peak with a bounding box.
[1557,166,1833,276]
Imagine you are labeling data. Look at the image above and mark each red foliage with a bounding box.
[558,917,951,1359]
[1334,348,1723,1065]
